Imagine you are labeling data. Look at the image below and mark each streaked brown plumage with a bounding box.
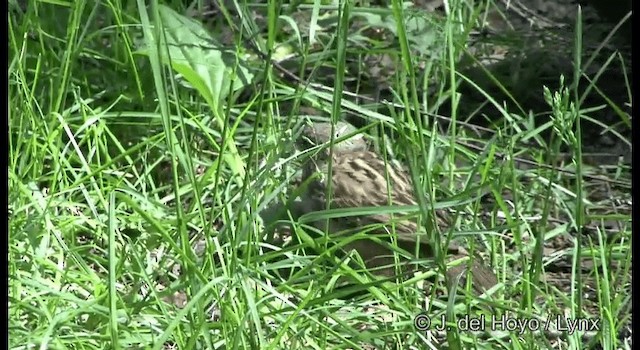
[298,121,449,277]
[297,121,497,293]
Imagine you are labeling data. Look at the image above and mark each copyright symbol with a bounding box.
[414,313,431,331]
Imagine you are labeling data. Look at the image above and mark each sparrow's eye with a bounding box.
[335,124,352,139]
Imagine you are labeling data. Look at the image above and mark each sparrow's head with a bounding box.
[298,121,368,157]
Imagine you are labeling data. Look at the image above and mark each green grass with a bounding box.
[9,0,632,349]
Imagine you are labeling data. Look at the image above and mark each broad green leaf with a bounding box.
[150,5,253,110]
[138,5,250,179]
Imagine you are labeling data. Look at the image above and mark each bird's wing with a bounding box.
[329,151,417,207]
[321,151,421,235]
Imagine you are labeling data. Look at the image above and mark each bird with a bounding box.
[297,123,441,269]
[297,121,448,227]
[294,120,498,293]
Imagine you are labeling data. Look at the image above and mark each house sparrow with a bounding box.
[297,121,497,293]
[297,122,446,273]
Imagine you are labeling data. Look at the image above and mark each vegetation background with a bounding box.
[8,0,631,348]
